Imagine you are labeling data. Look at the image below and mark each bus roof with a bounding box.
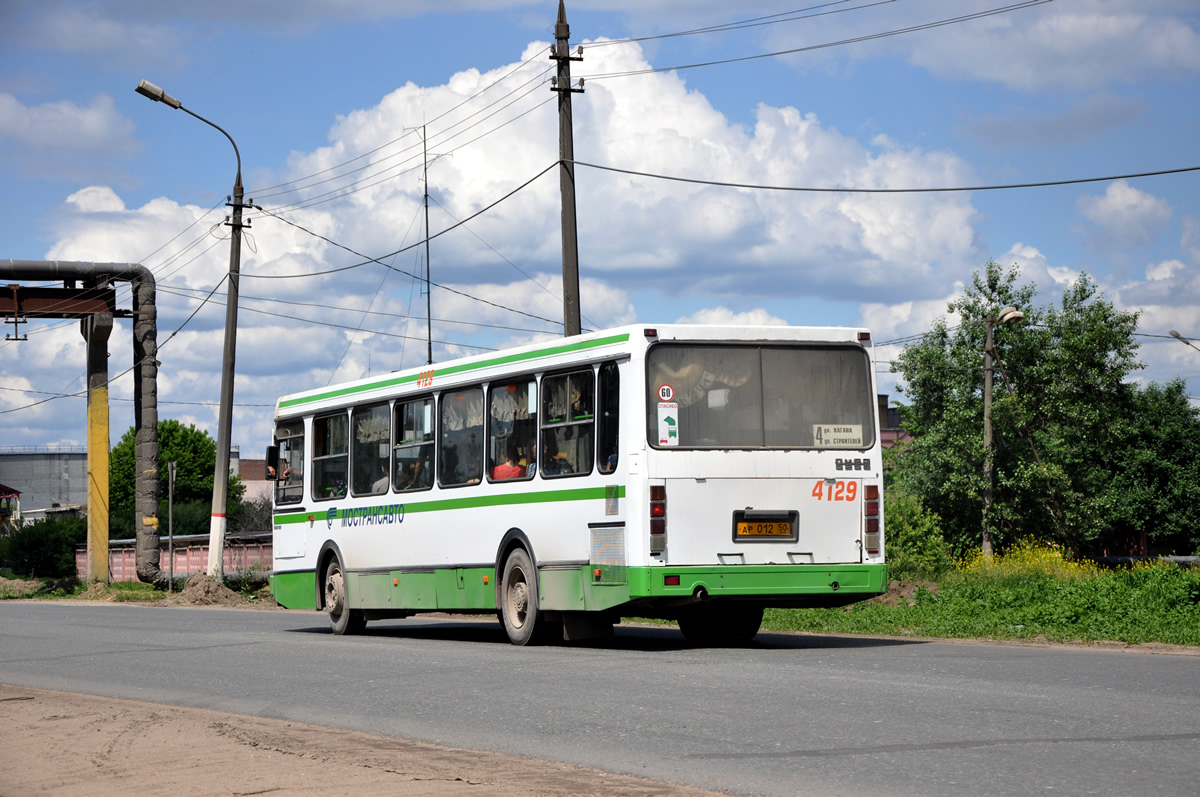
[274,323,871,418]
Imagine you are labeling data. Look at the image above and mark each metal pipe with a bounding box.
[1,260,162,586]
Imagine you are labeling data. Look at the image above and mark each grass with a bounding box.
[763,541,1200,646]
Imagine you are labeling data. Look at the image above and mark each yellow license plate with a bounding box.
[736,521,792,537]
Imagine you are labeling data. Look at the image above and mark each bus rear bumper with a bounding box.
[628,563,887,603]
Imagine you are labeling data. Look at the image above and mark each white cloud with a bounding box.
[1077,180,1173,250]
[1146,259,1184,282]
[0,93,138,157]
[674,307,788,326]
[1003,243,1077,291]
[8,38,990,448]
[898,2,1198,92]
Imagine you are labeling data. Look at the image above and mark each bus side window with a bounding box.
[394,397,434,492]
[274,419,304,504]
[598,361,619,475]
[488,378,536,482]
[540,369,594,478]
[312,412,349,501]
[351,403,390,496]
[439,386,484,487]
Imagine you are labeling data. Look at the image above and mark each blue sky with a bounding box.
[1,0,1198,455]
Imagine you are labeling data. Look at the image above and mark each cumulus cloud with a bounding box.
[675,307,788,326]
[0,93,139,163]
[900,1,1198,92]
[1077,180,1172,250]
[0,37,994,448]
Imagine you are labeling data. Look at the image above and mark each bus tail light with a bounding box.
[650,484,666,554]
[863,484,881,555]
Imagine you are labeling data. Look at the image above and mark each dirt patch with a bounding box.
[867,580,939,606]
[80,581,113,600]
[0,684,722,796]
[0,576,42,597]
[155,573,274,608]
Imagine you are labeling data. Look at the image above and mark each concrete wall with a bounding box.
[0,449,88,512]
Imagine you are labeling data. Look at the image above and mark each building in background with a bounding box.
[878,395,910,449]
[0,447,86,522]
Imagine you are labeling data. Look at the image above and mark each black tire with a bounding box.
[499,548,547,646]
[324,557,366,635]
[677,603,763,647]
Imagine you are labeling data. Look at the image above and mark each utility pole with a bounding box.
[135,79,247,582]
[422,125,433,365]
[982,306,1024,557]
[552,0,584,337]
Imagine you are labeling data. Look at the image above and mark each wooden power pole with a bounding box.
[552,0,584,337]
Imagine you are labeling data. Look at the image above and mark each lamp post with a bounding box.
[136,79,244,580]
[1169,329,1200,354]
[982,305,1024,557]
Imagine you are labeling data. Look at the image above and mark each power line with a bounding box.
[582,1,1055,81]
[248,49,553,200]
[0,273,228,416]
[587,0,899,48]
[245,163,566,328]
[0,385,274,408]
[257,78,554,216]
[572,159,1200,194]
[425,193,597,332]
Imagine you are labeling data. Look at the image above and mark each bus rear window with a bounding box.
[646,344,875,449]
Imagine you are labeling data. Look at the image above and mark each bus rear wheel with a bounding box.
[500,548,547,646]
[677,603,763,647]
[324,558,366,635]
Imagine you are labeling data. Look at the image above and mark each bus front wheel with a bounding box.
[500,548,547,646]
[324,558,366,635]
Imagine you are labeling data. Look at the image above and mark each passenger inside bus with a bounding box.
[492,440,524,480]
[541,435,572,475]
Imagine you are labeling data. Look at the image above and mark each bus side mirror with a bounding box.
[265,445,279,480]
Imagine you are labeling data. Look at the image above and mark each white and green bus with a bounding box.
[267,323,886,645]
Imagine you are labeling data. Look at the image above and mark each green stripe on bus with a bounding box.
[273,484,627,525]
[279,332,631,409]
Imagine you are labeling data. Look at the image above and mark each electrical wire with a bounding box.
[246,164,566,328]
[157,284,561,336]
[426,193,598,332]
[582,1,1055,81]
[248,49,554,200]
[571,159,1200,194]
[0,274,229,415]
[586,0,900,48]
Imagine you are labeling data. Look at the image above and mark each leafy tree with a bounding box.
[891,260,1200,557]
[0,515,86,578]
[109,419,244,538]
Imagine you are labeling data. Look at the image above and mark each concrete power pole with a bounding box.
[552,0,584,337]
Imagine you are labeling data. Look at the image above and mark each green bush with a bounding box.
[0,515,87,578]
[883,489,953,580]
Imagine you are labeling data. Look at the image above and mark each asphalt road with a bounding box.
[1,602,1197,796]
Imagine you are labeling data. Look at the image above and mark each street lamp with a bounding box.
[136,79,245,580]
[983,305,1024,557]
[1169,329,1200,354]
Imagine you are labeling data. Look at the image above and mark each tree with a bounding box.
[109,419,244,538]
[891,260,1200,557]
[0,515,87,578]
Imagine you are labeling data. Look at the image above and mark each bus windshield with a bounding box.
[646,343,875,449]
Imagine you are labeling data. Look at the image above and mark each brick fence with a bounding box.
[76,534,273,582]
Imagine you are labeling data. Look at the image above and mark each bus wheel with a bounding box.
[324,558,366,635]
[500,548,546,646]
[678,603,763,647]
